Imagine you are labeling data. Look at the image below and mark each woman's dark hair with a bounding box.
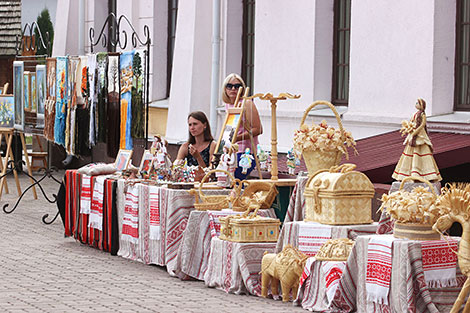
[187,111,214,144]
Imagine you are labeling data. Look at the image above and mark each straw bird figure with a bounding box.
[433,183,470,313]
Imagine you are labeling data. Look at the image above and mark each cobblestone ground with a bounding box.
[0,172,305,313]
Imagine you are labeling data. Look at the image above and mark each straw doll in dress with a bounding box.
[392,98,442,182]
[216,142,237,187]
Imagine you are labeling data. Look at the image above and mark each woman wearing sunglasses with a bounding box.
[221,73,263,179]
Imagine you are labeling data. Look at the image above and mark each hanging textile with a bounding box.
[131,49,145,139]
[87,53,97,148]
[74,106,91,156]
[107,53,121,158]
[44,57,56,141]
[66,56,80,155]
[54,56,68,146]
[96,52,108,143]
[120,51,134,150]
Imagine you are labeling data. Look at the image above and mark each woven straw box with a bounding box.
[219,216,280,242]
[304,170,374,225]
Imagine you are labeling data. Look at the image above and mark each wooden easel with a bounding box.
[0,128,37,200]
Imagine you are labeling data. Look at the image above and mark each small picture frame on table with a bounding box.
[139,150,153,174]
[115,149,133,171]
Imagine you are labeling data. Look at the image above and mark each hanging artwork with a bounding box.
[120,51,134,150]
[66,56,80,155]
[0,95,15,128]
[107,52,120,158]
[44,57,56,140]
[87,53,97,148]
[96,52,108,143]
[31,72,37,113]
[24,71,31,112]
[55,56,68,146]
[131,49,145,139]
[36,64,46,127]
[13,61,24,131]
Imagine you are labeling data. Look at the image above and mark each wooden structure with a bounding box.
[0,128,37,200]
[247,92,300,180]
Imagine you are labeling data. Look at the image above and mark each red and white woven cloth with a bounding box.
[366,235,395,305]
[298,223,332,257]
[322,261,346,305]
[121,184,139,243]
[299,257,315,287]
[80,174,92,214]
[421,239,458,288]
[208,210,240,238]
[149,186,161,240]
[88,175,107,230]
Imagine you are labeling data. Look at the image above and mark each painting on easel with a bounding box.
[13,61,24,130]
[215,111,241,154]
[36,64,46,126]
[0,95,15,128]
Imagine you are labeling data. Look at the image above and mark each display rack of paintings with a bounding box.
[3,21,61,225]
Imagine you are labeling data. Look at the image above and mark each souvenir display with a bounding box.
[219,207,280,242]
[315,238,355,261]
[393,98,442,182]
[115,149,133,171]
[55,56,68,146]
[139,150,153,178]
[107,53,120,157]
[120,51,134,150]
[191,169,235,211]
[232,180,278,212]
[379,177,442,240]
[239,148,254,174]
[293,101,356,175]
[260,245,308,302]
[286,148,298,175]
[257,145,269,171]
[151,135,172,170]
[433,183,470,313]
[44,58,56,138]
[216,143,237,187]
[304,163,374,225]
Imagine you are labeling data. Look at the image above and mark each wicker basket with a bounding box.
[392,176,440,240]
[299,101,348,175]
[192,169,237,211]
[232,180,279,212]
[304,164,374,225]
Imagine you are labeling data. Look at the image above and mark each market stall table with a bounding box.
[284,175,308,223]
[326,235,464,313]
[204,237,276,296]
[174,208,277,280]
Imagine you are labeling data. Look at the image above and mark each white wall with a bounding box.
[254,0,334,152]
[346,0,456,127]
[165,0,213,142]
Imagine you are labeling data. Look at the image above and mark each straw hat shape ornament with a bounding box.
[392,98,442,182]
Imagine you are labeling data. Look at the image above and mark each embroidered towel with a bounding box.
[149,186,161,240]
[121,184,139,243]
[366,236,395,305]
[299,257,315,287]
[88,175,107,230]
[298,223,332,257]
[322,261,346,305]
[421,239,458,288]
[80,174,92,214]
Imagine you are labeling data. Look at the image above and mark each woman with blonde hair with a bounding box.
[221,73,263,179]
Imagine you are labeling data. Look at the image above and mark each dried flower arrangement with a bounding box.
[378,183,450,225]
[293,119,356,156]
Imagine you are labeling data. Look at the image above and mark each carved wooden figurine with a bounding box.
[260,245,308,302]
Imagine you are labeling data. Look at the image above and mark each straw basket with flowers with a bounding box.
[293,101,357,175]
[379,176,445,240]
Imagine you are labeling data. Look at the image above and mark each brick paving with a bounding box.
[0,172,305,313]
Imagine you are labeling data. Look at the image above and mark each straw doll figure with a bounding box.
[216,143,236,187]
[392,98,442,182]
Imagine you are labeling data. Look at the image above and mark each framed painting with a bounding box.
[36,65,46,126]
[115,149,133,171]
[214,107,242,154]
[139,150,153,174]
[31,72,37,113]
[0,95,15,128]
[23,71,31,112]
[46,58,56,100]
[13,61,24,130]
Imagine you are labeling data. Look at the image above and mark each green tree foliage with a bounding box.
[34,8,54,56]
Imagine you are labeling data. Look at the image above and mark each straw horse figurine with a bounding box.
[433,183,470,313]
[260,245,308,302]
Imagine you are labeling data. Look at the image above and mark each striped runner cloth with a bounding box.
[121,184,139,243]
[366,235,395,305]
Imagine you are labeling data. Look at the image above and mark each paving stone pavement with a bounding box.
[0,171,305,313]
